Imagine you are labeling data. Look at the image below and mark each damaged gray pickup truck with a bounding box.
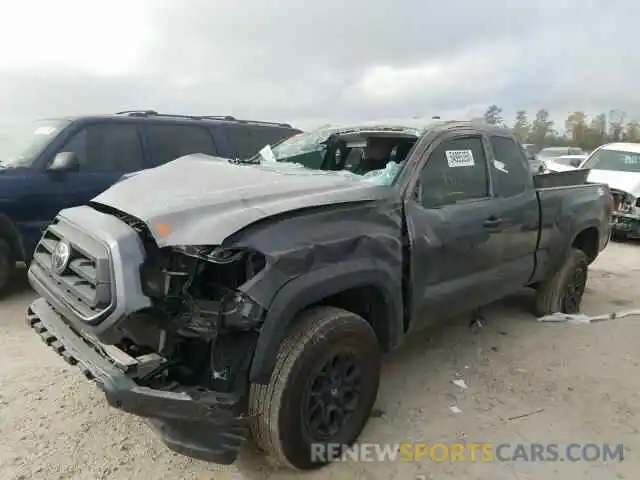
[26,121,612,470]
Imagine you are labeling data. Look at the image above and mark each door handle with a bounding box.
[483,217,503,229]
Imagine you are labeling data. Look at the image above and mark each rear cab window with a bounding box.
[489,136,532,197]
[148,123,217,165]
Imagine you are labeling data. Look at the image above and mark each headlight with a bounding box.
[172,245,245,264]
[220,291,264,330]
[172,245,267,278]
[140,259,170,298]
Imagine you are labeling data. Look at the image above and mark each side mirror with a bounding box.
[48,152,79,173]
[569,158,582,168]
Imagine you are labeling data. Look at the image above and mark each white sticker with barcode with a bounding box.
[445,149,474,167]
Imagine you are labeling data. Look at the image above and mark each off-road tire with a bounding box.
[0,239,15,297]
[535,248,589,316]
[248,306,381,470]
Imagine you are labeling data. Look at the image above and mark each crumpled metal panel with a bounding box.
[227,198,404,308]
[92,154,398,248]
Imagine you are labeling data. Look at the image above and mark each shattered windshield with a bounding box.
[250,128,414,186]
[255,130,332,169]
[252,159,404,186]
[582,149,640,173]
[0,119,69,168]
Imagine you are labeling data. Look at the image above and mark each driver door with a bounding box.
[405,132,506,330]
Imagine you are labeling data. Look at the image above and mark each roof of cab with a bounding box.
[311,120,511,138]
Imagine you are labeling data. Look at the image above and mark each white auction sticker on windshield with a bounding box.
[446,149,474,167]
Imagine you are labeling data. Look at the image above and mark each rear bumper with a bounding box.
[26,297,249,464]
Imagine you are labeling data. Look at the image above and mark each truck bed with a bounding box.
[532,171,610,282]
[533,168,591,189]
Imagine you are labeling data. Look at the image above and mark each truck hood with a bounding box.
[91,154,393,247]
[587,169,640,196]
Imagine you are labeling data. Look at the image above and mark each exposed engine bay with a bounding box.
[611,189,640,215]
[113,242,268,395]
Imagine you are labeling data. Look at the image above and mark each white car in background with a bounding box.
[544,154,588,172]
[580,142,640,239]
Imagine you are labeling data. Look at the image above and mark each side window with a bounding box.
[250,127,291,152]
[149,124,216,165]
[418,136,489,208]
[224,126,296,159]
[490,136,531,197]
[59,123,144,172]
[224,126,259,159]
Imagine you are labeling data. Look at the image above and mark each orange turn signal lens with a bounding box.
[156,223,171,236]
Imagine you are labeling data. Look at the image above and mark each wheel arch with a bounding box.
[571,225,600,264]
[248,261,404,384]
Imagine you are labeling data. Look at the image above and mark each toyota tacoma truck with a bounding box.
[26,121,612,470]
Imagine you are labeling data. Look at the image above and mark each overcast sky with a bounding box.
[0,0,638,130]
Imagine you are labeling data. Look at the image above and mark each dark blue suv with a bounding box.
[0,110,301,294]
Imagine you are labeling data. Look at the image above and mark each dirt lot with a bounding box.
[1,241,639,480]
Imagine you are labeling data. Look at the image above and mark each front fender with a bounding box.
[248,260,403,384]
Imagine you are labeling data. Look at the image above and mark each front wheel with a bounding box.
[249,306,381,470]
[535,248,589,316]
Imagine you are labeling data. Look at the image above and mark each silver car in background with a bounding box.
[522,143,545,173]
[538,146,585,163]
[544,154,588,172]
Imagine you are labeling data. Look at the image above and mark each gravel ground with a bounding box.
[1,241,640,480]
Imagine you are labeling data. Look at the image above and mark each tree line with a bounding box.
[479,105,640,152]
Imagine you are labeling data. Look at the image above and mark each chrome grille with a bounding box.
[32,219,113,322]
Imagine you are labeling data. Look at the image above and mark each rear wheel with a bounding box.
[0,239,15,297]
[249,306,381,470]
[535,248,588,316]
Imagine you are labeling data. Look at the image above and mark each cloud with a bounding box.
[0,0,639,130]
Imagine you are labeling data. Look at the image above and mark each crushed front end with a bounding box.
[610,189,640,238]
[26,204,268,464]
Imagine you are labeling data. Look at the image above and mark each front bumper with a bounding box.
[26,297,249,464]
[611,213,640,238]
